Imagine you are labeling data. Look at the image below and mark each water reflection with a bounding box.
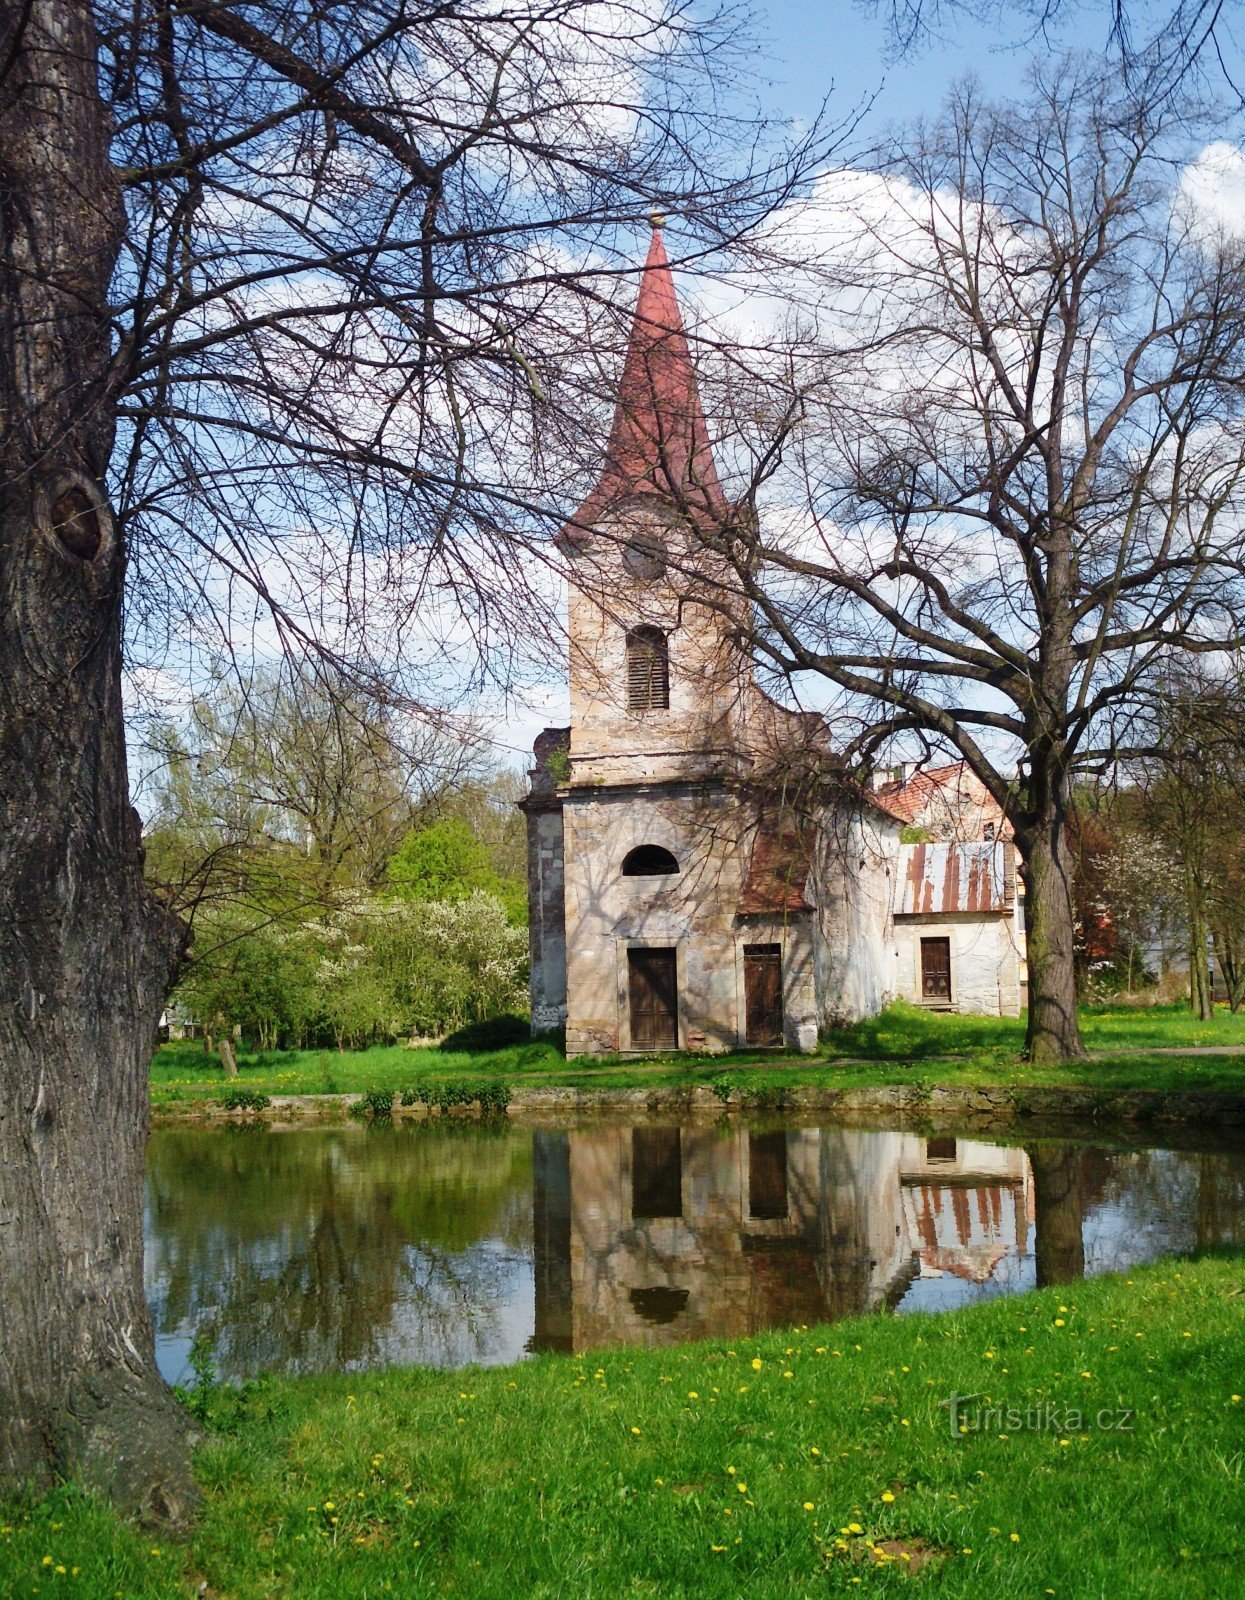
[145,1120,1245,1382]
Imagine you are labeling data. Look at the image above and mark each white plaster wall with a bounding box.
[892,914,1024,1016]
[812,806,900,1026]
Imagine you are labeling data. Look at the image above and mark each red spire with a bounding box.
[565,226,727,540]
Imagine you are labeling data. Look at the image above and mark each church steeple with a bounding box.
[565,225,728,540]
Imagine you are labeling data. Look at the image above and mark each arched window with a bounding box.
[622,844,679,877]
[626,625,669,710]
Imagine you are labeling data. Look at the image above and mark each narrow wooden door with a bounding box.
[628,947,678,1048]
[920,937,952,1001]
[743,944,783,1045]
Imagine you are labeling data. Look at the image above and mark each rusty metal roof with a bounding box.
[893,842,1015,916]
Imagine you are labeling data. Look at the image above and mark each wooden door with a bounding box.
[744,944,783,1045]
[920,937,952,1001]
[628,947,678,1048]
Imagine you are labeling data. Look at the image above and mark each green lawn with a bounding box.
[149,1003,1245,1110]
[3,1252,1243,1598]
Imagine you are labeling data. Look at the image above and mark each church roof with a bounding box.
[738,811,815,915]
[562,226,728,544]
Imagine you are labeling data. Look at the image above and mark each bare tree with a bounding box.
[716,65,1245,1060]
[0,0,825,1522]
[1125,668,1245,1015]
[866,0,1237,92]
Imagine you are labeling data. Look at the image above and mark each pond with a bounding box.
[145,1117,1245,1385]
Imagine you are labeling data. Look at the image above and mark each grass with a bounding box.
[3,1251,1243,1598]
[149,1003,1245,1111]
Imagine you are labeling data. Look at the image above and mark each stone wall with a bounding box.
[524,797,568,1032]
[562,781,750,1055]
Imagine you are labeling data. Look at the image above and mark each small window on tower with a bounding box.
[626,625,670,711]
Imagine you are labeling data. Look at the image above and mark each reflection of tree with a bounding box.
[1027,1143,1086,1286]
[1197,1154,1245,1250]
[146,1125,532,1379]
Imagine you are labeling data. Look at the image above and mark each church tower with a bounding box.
[522,224,824,1054]
[557,223,756,789]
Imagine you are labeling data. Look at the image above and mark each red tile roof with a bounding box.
[561,227,728,545]
[738,813,815,915]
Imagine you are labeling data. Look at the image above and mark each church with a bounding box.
[521,226,1026,1056]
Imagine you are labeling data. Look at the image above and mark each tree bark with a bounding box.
[0,2,196,1526]
[1019,805,1087,1063]
[1187,892,1214,1020]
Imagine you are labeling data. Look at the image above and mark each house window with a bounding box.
[925,1136,957,1163]
[983,821,996,842]
[626,625,669,710]
[632,1127,682,1218]
[920,937,952,1002]
[622,844,679,877]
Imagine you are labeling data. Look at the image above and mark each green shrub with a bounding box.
[353,1088,396,1119]
[399,1079,511,1115]
[220,1087,271,1111]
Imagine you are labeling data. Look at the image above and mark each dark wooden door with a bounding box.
[628,947,678,1048]
[921,937,952,1000]
[744,944,783,1045]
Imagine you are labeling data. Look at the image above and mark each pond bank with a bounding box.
[3,1251,1242,1599]
[151,1078,1245,1136]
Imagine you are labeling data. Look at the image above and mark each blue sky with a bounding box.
[754,0,1037,130]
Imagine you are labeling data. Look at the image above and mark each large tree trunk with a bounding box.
[0,2,196,1526]
[1019,802,1087,1063]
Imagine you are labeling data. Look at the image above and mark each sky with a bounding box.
[489,0,1197,764]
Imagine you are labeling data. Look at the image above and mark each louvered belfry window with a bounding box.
[626,625,669,711]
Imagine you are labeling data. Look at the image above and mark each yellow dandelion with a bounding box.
[751,1357,763,1370]
[881,1491,895,1503]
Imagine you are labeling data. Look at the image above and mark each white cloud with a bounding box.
[1176,142,1245,241]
